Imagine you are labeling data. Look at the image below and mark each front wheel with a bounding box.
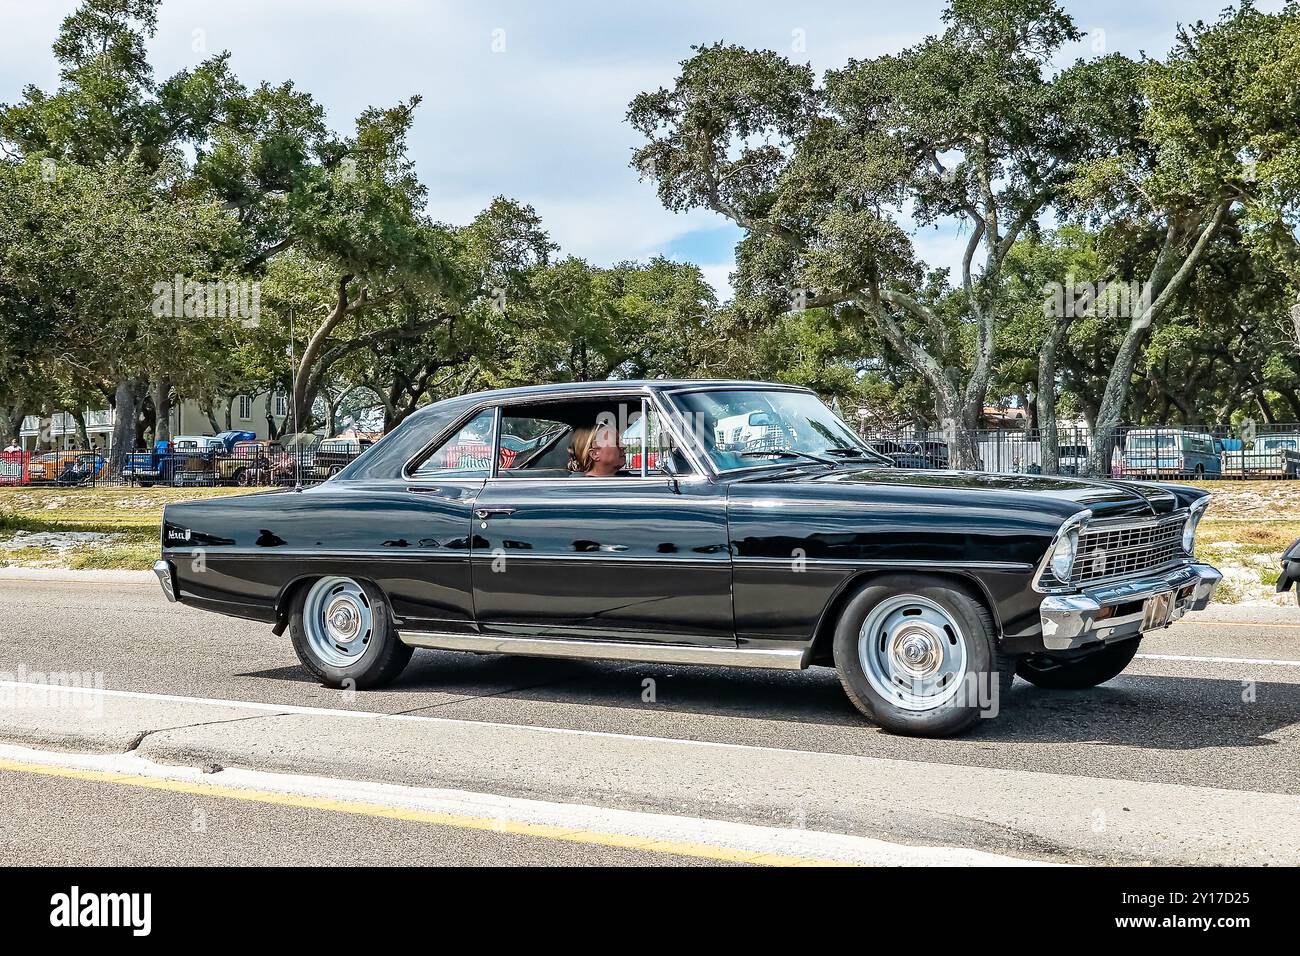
[289,576,412,688]
[1016,638,1141,689]
[833,575,1014,737]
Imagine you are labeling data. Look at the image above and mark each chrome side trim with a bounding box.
[161,548,470,562]
[399,630,809,670]
[731,557,1033,571]
[470,552,726,566]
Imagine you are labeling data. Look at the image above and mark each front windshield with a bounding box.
[670,389,889,472]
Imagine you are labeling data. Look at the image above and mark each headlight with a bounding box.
[1049,527,1078,581]
[1183,500,1208,553]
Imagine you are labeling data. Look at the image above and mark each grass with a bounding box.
[1182,482,1298,603]
[1,479,1297,601]
[0,485,247,571]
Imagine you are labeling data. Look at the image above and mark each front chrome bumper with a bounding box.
[153,559,177,602]
[1039,563,1221,651]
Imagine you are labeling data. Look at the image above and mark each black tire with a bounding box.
[1016,637,1141,689]
[232,467,249,486]
[832,574,1015,737]
[289,577,412,688]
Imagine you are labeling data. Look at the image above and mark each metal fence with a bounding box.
[861,423,1300,479]
[1,443,367,489]
[8,422,1300,488]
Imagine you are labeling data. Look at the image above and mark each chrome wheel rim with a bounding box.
[859,594,968,711]
[303,576,374,668]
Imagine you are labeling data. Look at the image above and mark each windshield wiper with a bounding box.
[821,446,882,461]
[739,449,838,466]
[821,447,894,465]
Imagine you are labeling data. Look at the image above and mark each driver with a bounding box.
[568,420,627,476]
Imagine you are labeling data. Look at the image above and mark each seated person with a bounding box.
[568,421,627,476]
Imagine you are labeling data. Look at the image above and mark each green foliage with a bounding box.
[3,0,1300,449]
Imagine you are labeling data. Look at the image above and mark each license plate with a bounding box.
[1142,592,1174,630]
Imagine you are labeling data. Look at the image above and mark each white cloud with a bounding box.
[697,263,736,303]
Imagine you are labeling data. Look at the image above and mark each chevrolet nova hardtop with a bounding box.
[154,380,1220,737]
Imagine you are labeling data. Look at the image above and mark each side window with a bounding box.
[498,412,572,475]
[411,410,495,479]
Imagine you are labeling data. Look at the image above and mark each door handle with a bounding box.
[474,507,517,519]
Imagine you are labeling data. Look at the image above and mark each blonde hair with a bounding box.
[568,427,597,473]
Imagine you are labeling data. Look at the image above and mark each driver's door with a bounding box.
[469,398,734,645]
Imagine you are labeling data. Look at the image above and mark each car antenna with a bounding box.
[289,308,303,493]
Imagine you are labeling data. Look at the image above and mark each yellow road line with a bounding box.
[0,757,853,867]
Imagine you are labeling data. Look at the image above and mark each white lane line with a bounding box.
[0,742,1052,867]
[1137,653,1300,667]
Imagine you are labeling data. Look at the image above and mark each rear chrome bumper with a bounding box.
[153,559,177,602]
[1039,563,1220,651]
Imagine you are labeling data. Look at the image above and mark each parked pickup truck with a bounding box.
[122,439,178,487]
[314,436,373,478]
[172,431,256,487]
[1222,433,1300,479]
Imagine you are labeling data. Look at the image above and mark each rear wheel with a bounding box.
[1016,638,1141,689]
[289,576,412,688]
[832,575,1014,737]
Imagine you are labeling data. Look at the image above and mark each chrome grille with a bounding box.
[1070,515,1187,587]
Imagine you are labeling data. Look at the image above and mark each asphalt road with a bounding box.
[0,765,713,867]
[2,576,1298,865]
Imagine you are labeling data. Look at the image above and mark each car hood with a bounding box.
[773,467,1184,521]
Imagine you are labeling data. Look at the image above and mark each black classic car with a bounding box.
[153,380,1221,737]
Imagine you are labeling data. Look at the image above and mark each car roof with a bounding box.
[404,379,810,425]
[473,379,799,402]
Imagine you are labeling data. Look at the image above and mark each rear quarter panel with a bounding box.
[162,481,477,629]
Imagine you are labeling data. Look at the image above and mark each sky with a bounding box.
[0,0,1285,300]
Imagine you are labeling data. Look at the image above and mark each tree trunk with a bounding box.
[1086,324,1147,477]
[0,405,25,447]
[154,378,172,443]
[934,386,982,471]
[1255,392,1277,425]
[108,378,145,473]
[1037,318,1067,475]
[72,409,90,449]
[1085,203,1230,476]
